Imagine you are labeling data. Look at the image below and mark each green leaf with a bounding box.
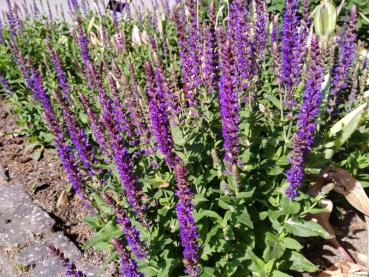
[263,232,285,261]
[194,210,223,223]
[285,219,331,239]
[324,103,367,159]
[247,248,267,273]
[171,125,185,146]
[237,208,254,228]
[280,198,300,215]
[290,251,319,273]
[84,216,104,230]
[94,242,112,251]
[282,237,303,250]
[271,270,292,277]
[83,221,122,250]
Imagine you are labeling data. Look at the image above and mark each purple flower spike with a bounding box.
[286,37,324,199]
[0,17,4,44]
[0,76,11,95]
[228,0,251,90]
[281,0,299,105]
[174,163,200,277]
[48,52,98,179]
[94,70,147,219]
[48,44,71,99]
[254,0,267,55]
[32,69,87,201]
[327,6,357,115]
[145,62,177,168]
[6,0,18,40]
[108,73,133,138]
[77,18,90,65]
[219,28,240,170]
[47,245,86,277]
[112,238,144,277]
[79,94,110,159]
[201,3,218,94]
[182,0,201,107]
[105,195,147,259]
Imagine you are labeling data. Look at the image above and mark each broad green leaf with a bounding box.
[237,208,254,228]
[282,237,303,250]
[263,232,285,261]
[271,270,291,277]
[246,248,266,273]
[83,221,122,250]
[324,103,367,158]
[285,219,331,239]
[171,125,185,146]
[290,251,319,273]
[194,210,223,223]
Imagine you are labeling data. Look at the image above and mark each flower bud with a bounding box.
[314,0,337,41]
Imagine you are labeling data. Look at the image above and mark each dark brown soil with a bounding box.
[0,99,106,266]
[303,207,368,275]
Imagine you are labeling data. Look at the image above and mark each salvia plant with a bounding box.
[0,0,369,276]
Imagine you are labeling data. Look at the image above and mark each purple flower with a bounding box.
[92,66,146,219]
[145,62,177,168]
[32,69,87,200]
[228,0,252,90]
[105,195,147,259]
[174,163,200,277]
[182,0,201,107]
[108,73,134,138]
[6,0,18,40]
[47,245,86,277]
[0,16,4,44]
[48,44,71,99]
[327,6,357,115]
[0,76,11,95]
[219,28,240,170]
[111,238,143,277]
[281,0,300,105]
[286,37,324,199]
[77,18,90,65]
[79,93,110,160]
[201,3,219,94]
[254,0,267,55]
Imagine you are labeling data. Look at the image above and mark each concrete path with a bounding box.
[0,185,107,277]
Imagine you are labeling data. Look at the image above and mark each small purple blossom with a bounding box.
[219,28,240,170]
[286,37,324,199]
[201,3,218,94]
[105,195,147,259]
[327,6,357,115]
[254,0,267,55]
[112,238,143,277]
[145,62,177,168]
[281,0,299,105]
[228,0,252,90]
[47,245,86,277]
[174,163,200,277]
